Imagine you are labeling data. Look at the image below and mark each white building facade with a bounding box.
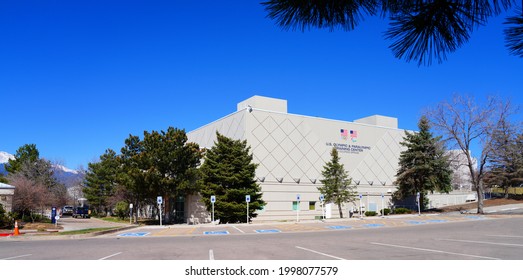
[0,182,15,213]
[187,96,408,222]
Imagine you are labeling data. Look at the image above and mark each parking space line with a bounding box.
[438,238,523,247]
[1,254,32,260]
[209,249,214,260]
[99,252,122,260]
[232,226,245,233]
[295,246,345,260]
[371,242,500,260]
[487,235,523,239]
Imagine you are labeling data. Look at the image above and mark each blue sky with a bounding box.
[1,1,521,169]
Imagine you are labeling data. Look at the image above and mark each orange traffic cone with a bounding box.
[13,221,20,236]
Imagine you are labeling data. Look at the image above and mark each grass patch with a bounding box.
[56,227,120,235]
[99,216,129,223]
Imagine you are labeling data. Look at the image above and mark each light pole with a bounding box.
[246,195,250,224]
[211,195,216,225]
[296,194,301,223]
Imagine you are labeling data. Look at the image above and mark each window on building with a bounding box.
[292,201,299,211]
[309,201,316,210]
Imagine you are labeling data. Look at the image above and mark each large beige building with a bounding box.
[186,96,408,222]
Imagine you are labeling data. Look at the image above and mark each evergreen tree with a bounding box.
[486,130,523,197]
[5,144,39,174]
[140,127,203,223]
[120,134,152,222]
[262,1,523,64]
[0,174,7,184]
[200,132,265,223]
[84,149,120,215]
[318,148,356,218]
[395,116,453,210]
[119,127,203,223]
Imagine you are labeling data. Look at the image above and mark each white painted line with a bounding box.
[232,226,245,234]
[209,249,215,260]
[99,252,122,260]
[371,242,500,260]
[1,254,32,260]
[487,235,523,239]
[438,238,523,247]
[295,246,345,260]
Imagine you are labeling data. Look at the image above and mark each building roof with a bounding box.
[0,182,15,189]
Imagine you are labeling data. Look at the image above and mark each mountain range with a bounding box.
[0,151,84,188]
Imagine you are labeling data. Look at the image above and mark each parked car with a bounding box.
[72,205,90,219]
[62,206,74,216]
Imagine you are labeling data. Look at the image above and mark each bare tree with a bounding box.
[9,175,48,222]
[426,94,515,214]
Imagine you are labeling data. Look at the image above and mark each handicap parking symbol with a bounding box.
[204,231,229,235]
[118,232,150,237]
[255,229,281,233]
[406,221,427,225]
[327,225,351,230]
[363,223,385,228]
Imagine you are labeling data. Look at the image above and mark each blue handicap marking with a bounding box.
[327,225,351,230]
[204,231,229,235]
[426,219,447,223]
[464,216,485,220]
[118,232,150,237]
[406,221,427,225]
[255,229,281,233]
[363,223,385,228]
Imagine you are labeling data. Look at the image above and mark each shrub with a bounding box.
[22,213,50,223]
[365,211,377,216]
[380,208,391,216]
[394,207,412,214]
[114,201,129,220]
[0,204,11,229]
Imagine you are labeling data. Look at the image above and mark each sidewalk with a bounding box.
[2,203,522,241]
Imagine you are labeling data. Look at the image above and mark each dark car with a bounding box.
[62,206,74,216]
[72,205,90,218]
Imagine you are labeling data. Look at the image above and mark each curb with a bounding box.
[0,225,140,241]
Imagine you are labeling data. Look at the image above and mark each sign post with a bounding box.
[246,195,251,224]
[381,193,384,217]
[319,194,325,220]
[296,194,301,223]
[157,196,163,226]
[416,192,421,216]
[211,195,216,225]
[359,194,363,219]
[129,203,133,224]
[55,215,60,228]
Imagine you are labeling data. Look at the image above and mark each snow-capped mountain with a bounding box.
[0,151,14,164]
[0,151,83,187]
[0,151,13,174]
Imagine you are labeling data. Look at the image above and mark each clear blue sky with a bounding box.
[1,1,521,169]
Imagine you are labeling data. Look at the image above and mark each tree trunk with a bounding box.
[337,203,343,218]
[476,180,484,214]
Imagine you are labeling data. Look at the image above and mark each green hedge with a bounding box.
[394,207,412,214]
[365,211,377,216]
